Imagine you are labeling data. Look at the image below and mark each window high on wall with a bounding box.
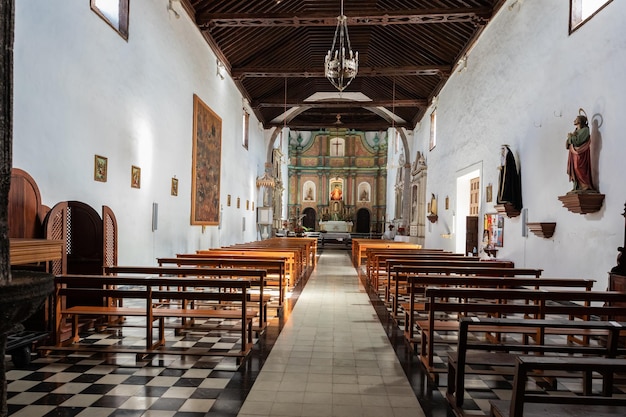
[91,0,129,40]
[429,109,437,151]
[570,0,612,33]
[242,110,249,150]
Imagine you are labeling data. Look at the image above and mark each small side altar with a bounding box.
[319,221,353,233]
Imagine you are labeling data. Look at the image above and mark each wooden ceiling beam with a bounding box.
[254,99,427,108]
[198,9,491,30]
[267,121,408,130]
[233,65,451,80]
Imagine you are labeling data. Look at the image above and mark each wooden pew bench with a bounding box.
[103,265,270,331]
[402,276,596,346]
[350,238,421,268]
[157,257,287,308]
[363,250,458,291]
[194,249,301,288]
[230,237,317,269]
[389,264,536,318]
[489,356,626,417]
[49,274,257,360]
[418,287,626,380]
[362,248,445,280]
[224,237,317,278]
[448,317,626,411]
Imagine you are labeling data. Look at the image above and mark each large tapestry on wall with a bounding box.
[191,94,221,225]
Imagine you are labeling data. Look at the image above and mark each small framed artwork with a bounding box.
[246,200,249,210]
[484,213,504,248]
[445,196,449,210]
[486,184,493,203]
[251,202,254,211]
[131,165,141,189]
[94,155,107,182]
[171,177,178,196]
[237,197,240,209]
[227,194,231,207]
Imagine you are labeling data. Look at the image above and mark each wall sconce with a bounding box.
[216,59,225,80]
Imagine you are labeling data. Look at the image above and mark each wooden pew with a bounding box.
[389,263,535,318]
[227,236,317,271]
[194,249,300,287]
[402,275,596,345]
[419,287,626,380]
[103,265,269,331]
[350,238,421,268]
[449,317,626,411]
[49,274,258,360]
[490,356,626,417]
[363,249,459,290]
[157,257,287,307]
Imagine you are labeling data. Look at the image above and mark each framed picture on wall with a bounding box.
[131,165,141,189]
[483,213,504,248]
[94,155,107,182]
[171,177,178,196]
[191,94,221,225]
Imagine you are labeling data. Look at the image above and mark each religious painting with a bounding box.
[191,94,221,225]
[171,177,178,196]
[483,213,504,248]
[131,165,141,189]
[94,155,107,182]
[329,179,343,201]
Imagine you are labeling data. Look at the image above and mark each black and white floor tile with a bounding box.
[5,248,626,417]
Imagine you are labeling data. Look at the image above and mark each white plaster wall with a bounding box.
[412,0,626,290]
[13,0,267,265]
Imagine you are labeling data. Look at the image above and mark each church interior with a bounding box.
[2,1,626,417]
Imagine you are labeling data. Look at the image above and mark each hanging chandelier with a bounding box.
[324,0,358,92]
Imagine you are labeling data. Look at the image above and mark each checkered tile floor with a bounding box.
[6,251,626,417]
[371,280,626,416]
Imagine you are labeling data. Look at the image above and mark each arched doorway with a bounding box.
[355,208,371,233]
[302,207,317,230]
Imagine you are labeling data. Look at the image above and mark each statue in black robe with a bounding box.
[497,145,523,211]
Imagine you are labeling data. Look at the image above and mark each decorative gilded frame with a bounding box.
[131,165,141,189]
[191,94,221,225]
[171,177,178,196]
[94,155,107,182]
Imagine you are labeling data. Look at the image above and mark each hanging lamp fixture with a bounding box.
[324,0,358,92]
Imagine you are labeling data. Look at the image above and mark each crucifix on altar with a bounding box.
[329,137,345,157]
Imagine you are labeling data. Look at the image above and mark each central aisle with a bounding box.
[237,250,426,417]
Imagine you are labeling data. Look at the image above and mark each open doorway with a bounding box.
[455,163,482,254]
[356,208,371,233]
[302,207,317,231]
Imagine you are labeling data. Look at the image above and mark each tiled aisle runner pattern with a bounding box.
[237,250,426,417]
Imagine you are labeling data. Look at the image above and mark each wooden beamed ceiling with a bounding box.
[185,0,506,131]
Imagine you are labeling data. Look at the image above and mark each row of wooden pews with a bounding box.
[357,243,626,416]
[195,236,317,289]
[43,237,316,363]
